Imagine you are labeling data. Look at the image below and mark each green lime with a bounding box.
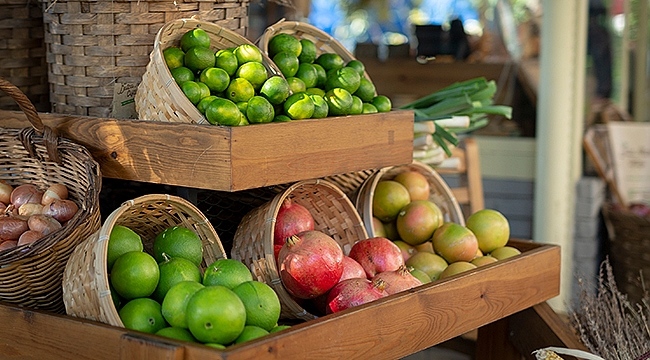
[153,226,203,267]
[156,326,197,342]
[268,33,302,58]
[151,257,202,303]
[346,59,366,76]
[205,97,241,126]
[110,282,122,310]
[283,92,315,120]
[315,53,345,71]
[163,47,185,70]
[236,61,268,91]
[362,103,378,114]
[295,63,318,88]
[180,28,211,52]
[161,280,204,329]
[184,47,216,73]
[197,95,218,114]
[298,39,317,64]
[233,44,263,65]
[234,325,269,344]
[273,114,292,122]
[308,93,329,119]
[205,343,227,349]
[226,77,255,103]
[232,281,281,331]
[270,325,291,333]
[286,77,306,94]
[215,49,238,77]
[259,76,290,105]
[110,251,160,300]
[312,63,327,88]
[246,95,275,124]
[199,67,230,93]
[119,298,166,334]
[196,82,211,100]
[238,112,250,126]
[354,77,377,102]
[325,67,361,93]
[306,87,326,96]
[186,285,246,344]
[273,52,299,78]
[236,101,248,114]
[324,87,353,116]
[372,95,392,112]
[107,225,143,272]
[171,66,195,85]
[349,95,363,115]
[203,258,253,289]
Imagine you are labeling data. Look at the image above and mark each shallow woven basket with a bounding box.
[41,0,249,118]
[62,193,227,327]
[135,18,283,125]
[257,19,375,86]
[602,202,650,304]
[0,77,102,313]
[230,179,369,321]
[0,0,49,112]
[356,160,465,237]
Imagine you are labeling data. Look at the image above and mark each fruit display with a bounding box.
[0,181,79,251]
[106,224,287,348]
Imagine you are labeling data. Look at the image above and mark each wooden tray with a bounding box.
[0,109,414,192]
[0,239,559,359]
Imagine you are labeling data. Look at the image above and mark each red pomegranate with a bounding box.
[339,255,367,281]
[348,237,405,278]
[274,198,315,258]
[326,278,388,314]
[278,230,344,299]
[372,265,423,295]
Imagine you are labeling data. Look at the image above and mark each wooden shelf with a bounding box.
[1,239,560,360]
[0,109,413,192]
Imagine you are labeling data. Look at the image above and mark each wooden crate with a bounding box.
[0,239,560,360]
[0,110,414,192]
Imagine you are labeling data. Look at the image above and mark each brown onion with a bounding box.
[0,240,17,252]
[28,214,62,235]
[11,184,43,209]
[0,181,12,205]
[41,184,69,206]
[17,230,43,246]
[0,217,29,240]
[42,199,78,223]
[18,203,43,217]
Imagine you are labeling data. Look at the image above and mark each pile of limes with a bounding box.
[162,27,392,126]
[107,224,289,348]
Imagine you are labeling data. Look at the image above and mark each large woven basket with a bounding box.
[135,18,283,125]
[0,0,49,112]
[62,193,227,327]
[40,0,250,118]
[602,202,650,304]
[356,160,465,238]
[231,179,369,321]
[0,76,102,313]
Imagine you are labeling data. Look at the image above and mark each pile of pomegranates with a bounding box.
[0,181,79,252]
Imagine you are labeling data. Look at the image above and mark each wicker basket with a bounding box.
[135,18,283,125]
[230,179,368,321]
[62,194,227,327]
[0,76,102,313]
[0,0,49,112]
[602,202,650,304]
[41,0,250,118]
[355,161,465,237]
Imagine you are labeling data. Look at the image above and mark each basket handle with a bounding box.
[0,76,61,163]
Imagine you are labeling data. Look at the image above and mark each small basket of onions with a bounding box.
[0,76,102,314]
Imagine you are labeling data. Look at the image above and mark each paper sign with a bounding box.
[112,82,139,119]
[606,122,650,206]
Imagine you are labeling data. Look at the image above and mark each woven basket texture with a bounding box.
[230,179,368,321]
[355,160,466,237]
[0,76,102,313]
[0,0,49,112]
[602,203,650,304]
[135,17,282,124]
[62,193,227,327]
[40,0,249,118]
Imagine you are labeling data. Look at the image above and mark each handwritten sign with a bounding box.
[606,122,650,206]
[112,82,139,119]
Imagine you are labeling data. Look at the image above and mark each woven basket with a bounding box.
[257,19,375,86]
[41,0,250,118]
[0,0,49,112]
[602,202,650,304]
[135,18,283,125]
[62,193,227,327]
[355,160,465,237]
[0,76,102,313]
[230,179,368,321]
